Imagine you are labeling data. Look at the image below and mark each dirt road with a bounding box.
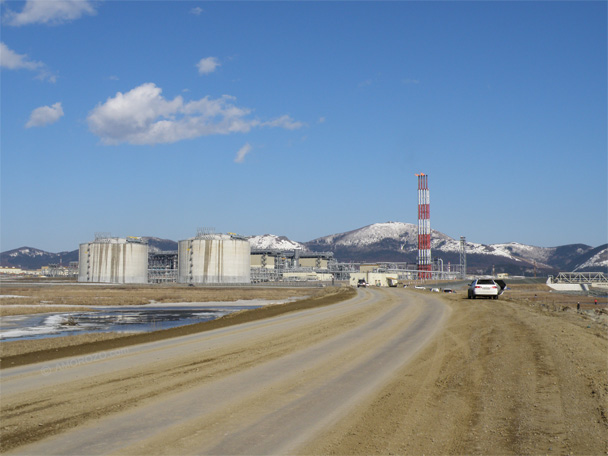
[1,287,606,455]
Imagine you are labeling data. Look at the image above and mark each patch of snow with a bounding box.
[312,222,419,247]
[574,248,608,271]
[9,248,49,258]
[490,242,554,262]
[248,234,305,250]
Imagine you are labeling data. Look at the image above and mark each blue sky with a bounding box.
[1,1,606,252]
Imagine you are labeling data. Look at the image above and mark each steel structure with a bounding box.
[549,272,608,284]
[251,249,334,269]
[148,251,178,283]
[460,236,467,279]
[416,173,431,279]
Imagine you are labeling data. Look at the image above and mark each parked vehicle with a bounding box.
[387,277,399,287]
[468,279,506,299]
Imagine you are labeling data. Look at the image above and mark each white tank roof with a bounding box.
[84,237,147,245]
[182,233,245,242]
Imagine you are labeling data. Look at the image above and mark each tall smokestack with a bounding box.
[416,173,431,279]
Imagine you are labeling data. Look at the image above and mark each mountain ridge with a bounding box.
[2,223,606,275]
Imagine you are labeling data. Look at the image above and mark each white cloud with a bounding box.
[260,115,304,130]
[87,83,304,145]
[234,143,252,163]
[197,57,220,75]
[190,7,203,15]
[0,42,56,82]
[0,42,41,70]
[26,102,64,128]
[3,0,97,26]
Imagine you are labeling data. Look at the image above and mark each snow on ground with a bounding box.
[248,234,305,250]
[312,222,418,247]
[574,248,608,271]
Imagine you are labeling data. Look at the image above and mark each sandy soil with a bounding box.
[302,289,608,455]
[1,285,606,455]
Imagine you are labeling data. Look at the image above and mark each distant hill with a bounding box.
[2,225,605,276]
[0,237,178,270]
[249,234,305,251]
[304,222,605,276]
[572,244,608,272]
[144,237,178,252]
[0,247,79,270]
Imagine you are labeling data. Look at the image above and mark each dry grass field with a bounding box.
[0,285,346,362]
[413,281,608,338]
[0,283,319,316]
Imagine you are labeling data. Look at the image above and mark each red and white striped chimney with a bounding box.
[416,173,432,279]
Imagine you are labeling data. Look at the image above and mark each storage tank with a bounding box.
[178,234,251,284]
[78,237,148,284]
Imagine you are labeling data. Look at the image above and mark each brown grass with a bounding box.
[0,284,318,313]
[0,306,95,317]
[0,287,355,366]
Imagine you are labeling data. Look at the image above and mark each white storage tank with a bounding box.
[178,234,251,284]
[78,237,148,284]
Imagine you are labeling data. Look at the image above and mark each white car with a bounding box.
[468,279,506,299]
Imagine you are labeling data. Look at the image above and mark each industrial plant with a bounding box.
[177,231,250,285]
[78,236,148,284]
[77,174,469,286]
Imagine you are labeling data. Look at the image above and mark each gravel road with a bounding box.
[2,287,606,455]
[1,288,448,455]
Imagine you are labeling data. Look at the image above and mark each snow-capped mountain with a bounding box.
[573,245,608,272]
[4,247,50,258]
[305,222,603,275]
[0,247,78,270]
[308,222,419,248]
[2,223,605,276]
[248,234,305,250]
[307,221,520,258]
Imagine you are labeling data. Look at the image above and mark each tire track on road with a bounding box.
[6,289,448,456]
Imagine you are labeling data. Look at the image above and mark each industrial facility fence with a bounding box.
[148,265,465,284]
[183,281,328,288]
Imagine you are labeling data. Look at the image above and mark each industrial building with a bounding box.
[78,236,148,284]
[250,249,333,270]
[249,249,337,283]
[177,233,251,285]
[349,272,400,288]
[78,174,465,285]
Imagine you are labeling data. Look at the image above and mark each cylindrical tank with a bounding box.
[78,238,148,284]
[178,235,251,284]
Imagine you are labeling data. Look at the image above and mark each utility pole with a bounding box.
[460,236,467,279]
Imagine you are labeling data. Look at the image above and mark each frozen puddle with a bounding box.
[0,297,304,341]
